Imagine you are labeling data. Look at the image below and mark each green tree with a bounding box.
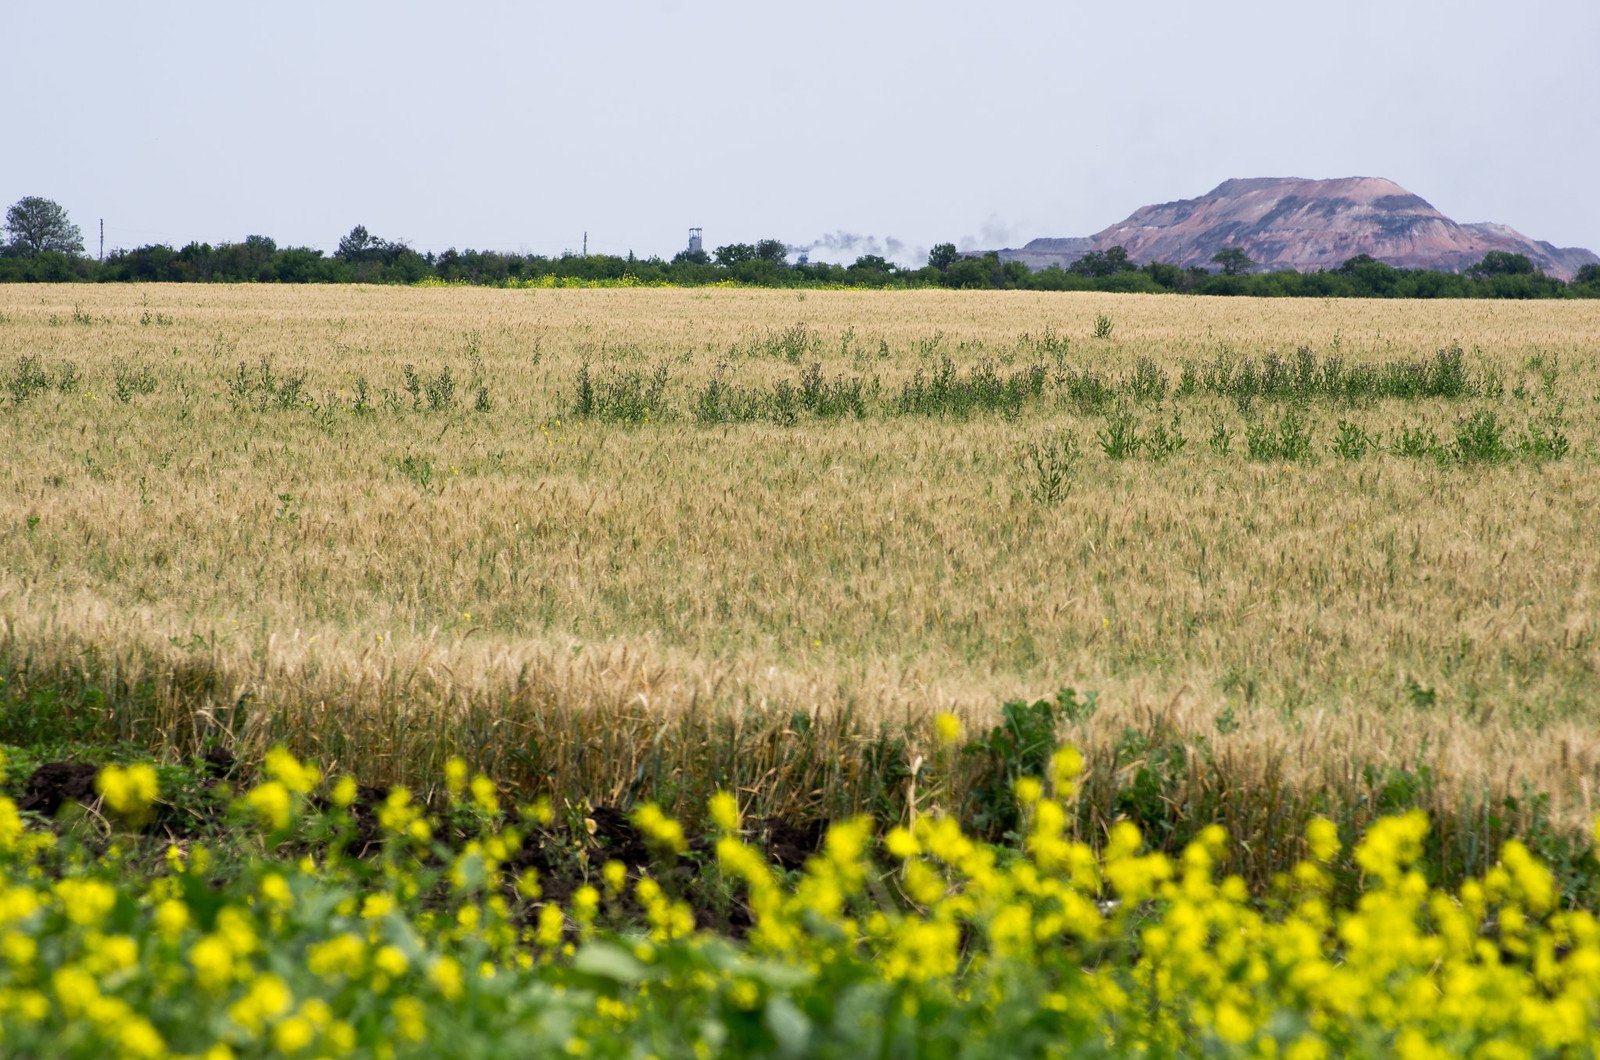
[1210,247,1253,276]
[753,239,789,266]
[1468,251,1535,278]
[848,254,893,274]
[1142,261,1183,289]
[928,243,960,270]
[336,225,378,262]
[4,196,84,256]
[712,243,755,268]
[1574,263,1600,286]
[1068,245,1134,278]
[943,253,1003,289]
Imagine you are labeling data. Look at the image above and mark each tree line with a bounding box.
[4,195,1597,298]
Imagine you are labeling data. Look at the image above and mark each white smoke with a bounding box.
[786,231,927,268]
[958,215,1024,252]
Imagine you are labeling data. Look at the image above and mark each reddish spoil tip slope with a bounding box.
[1009,177,1596,279]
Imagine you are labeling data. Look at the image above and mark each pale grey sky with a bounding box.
[6,0,1597,265]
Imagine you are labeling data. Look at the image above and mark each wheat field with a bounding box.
[1,283,1597,833]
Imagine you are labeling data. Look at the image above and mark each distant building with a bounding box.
[687,228,703,255]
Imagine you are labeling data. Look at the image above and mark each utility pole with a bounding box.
[99,219,104,262]
[582,231,587,256]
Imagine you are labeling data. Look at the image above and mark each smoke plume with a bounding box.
[786,231,926,267]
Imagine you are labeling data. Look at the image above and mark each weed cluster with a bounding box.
[6,355,55,406]
[1190,344,1476,410]
[691,362,873,425]
[2,355,91,405]
[111,359,159,404]
[1244,409,1315,461]
[1023,429,1082,506]
[570,361,669,424]
[227,358,308,413]
[400,363,458,412]
[894,356,1046,418]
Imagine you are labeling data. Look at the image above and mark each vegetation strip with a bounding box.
[4,737,1600,1055]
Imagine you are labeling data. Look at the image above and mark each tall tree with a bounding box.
[1210,247,1253,276]
[1069,245,1134,278]
[1467,251,1535,278]
[4,196,84,256]
[712,243,756,268]
[753,239,789,266]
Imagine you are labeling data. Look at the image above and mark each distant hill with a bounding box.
[996,177,1598,280]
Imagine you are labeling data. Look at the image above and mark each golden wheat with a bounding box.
[1,283,1597,830]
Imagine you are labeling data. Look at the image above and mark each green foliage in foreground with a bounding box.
[5,743,1600,1058]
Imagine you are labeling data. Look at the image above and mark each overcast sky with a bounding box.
[6,0,1597,265]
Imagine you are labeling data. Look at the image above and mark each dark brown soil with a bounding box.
[18,761,99,815]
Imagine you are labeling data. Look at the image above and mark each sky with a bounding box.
[6,0,1598,266]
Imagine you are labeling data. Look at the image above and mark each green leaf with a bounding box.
[764,996,811,1056]
[572,942,648,983]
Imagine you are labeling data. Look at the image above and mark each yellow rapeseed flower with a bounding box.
[264,746,320,794]
[228,973,293,1034]
[1306,818,1341,863]
[273,1014,315,1054]
[1050,745,1084,794]
[96,763,160,822]
[393,996,427,1041]
[244,781,292,832]
[330,775,359,808]
[470,775,500,816]
[632,804,687,854]
[428,955,464,1000]
[708,791,741,833]
[190,934,235,991]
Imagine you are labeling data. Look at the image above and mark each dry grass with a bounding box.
[2,283,1598,837]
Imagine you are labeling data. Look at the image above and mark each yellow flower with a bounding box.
[885,826,919,860]
[245,781,292,832]
[3,931,37,967]
[374,944,410,978]
[445,758,468,796]
[52,966,101,1018]
[709,791,741,833]
[522,798,555,826]
[1306,817,1340,863]
[632,804,687,854]
[96,763,160,821]
[273,1014,315,1054]
[228,974,293,1034]
[1050,745,1084,794]
[470,775,500,815]
[0,796,24,852]
[429,956,464,1000]
[307,933,367,979]
[154,899,189,941]
[393,996,427,1041]
[264,746,320,794]
[934,712,963,747]
[190,934,236,991]
[362,893,397,920]
[728,979,760,1010]
[55,879,117,927]
[330,775,359,808]
[118,1018,167,1059]
[259,873,292,910]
